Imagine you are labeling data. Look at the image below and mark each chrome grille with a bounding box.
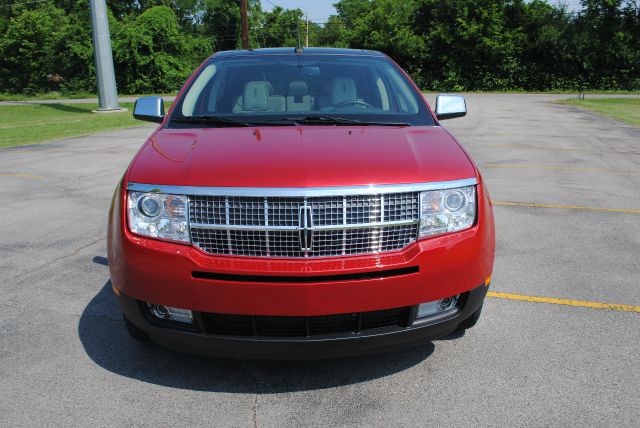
[189,192,419,258]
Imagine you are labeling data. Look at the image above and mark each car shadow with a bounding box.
[40,103,94,114]
[79,277,462,393]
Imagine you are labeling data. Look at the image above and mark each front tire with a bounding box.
[457,304,483,331]
[124,316,151,342]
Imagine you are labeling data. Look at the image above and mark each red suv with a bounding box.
[108,48,495,359]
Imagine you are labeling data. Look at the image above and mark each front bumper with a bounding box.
[108,179,494,316]
[118,283,488,359]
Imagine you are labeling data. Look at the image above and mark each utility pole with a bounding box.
[240,0,249,50]
[89,0,122,111]
[305,13,309,47]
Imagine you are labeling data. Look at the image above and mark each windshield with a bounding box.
[169,54,434,127]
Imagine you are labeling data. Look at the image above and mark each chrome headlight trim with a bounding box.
[418,185,477,238]
[127,191,190,243]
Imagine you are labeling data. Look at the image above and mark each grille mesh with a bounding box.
[189,192,419,258]
[201,307,411,337]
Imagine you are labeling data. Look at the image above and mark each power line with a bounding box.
[0,0,50,8]
[263,0,278,9]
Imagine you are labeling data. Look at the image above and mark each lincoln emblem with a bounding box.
[298,205,314,253]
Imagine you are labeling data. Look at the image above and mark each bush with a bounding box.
[0,6,70,94]
[111,6,212,93]
[0,0,638,95]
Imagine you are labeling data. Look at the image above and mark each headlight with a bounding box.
[419,186,476,238]
[127,191,190,243]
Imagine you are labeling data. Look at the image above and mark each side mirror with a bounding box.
[133,96,165,123]
[435,94,466,120]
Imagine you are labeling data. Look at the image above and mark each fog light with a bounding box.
[148,303,193,323]
[417,295,460,319]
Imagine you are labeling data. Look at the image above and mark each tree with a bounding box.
[1,0,639,94]
[254,6,304,48]
[315,16,349,47]
[0,5,70,93]
[111,6,212,93]
[335,0,426,85]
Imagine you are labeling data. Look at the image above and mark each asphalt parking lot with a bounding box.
[1,94,638,426]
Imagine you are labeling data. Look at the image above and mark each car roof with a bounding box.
[212,47,387,58]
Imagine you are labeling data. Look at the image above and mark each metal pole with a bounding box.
[240,0,249,50]
[89,0,121,111]
[305,13,309,47]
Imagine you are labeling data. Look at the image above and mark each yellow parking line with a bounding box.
[484,163,640,175]
[0,173,43,179]
[487,291,640,313]
[487,143,640,156]
[493,201,640,214]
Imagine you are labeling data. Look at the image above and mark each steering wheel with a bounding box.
[331,100,374,110]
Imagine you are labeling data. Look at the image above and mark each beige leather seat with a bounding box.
[286,81,313,112]
[266,84,285,112]
[233,81,286,113]
[331,77,357,106]
[319,77,358,110]
[242,81,269,111]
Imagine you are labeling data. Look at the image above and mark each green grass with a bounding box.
[421,89,640,95]
[557,98,640,127]
[0,102,152,148]
[0,91,177,101]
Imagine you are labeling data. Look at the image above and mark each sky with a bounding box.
[260,0,337,22]
[260,0,584,21]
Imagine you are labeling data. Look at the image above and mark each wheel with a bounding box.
[456,304,483,331]
[124,317,151,342]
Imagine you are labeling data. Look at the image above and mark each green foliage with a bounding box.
[339,0,426,82]
[254,6,304,48]
[315,16,349,48]
[202,0,241,51]
[0,5,70,94]
[0,0,638,94]
[111,6,212,93]
[59,9,96,94]
[413,0,524,90]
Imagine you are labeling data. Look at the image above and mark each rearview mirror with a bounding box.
[133,96,165,123]
[435,95,466,120]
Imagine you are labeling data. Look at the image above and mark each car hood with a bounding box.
[127,126,475,188]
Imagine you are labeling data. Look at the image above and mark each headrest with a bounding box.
[288,81,308,98]
[243,81,269,111]
[331,78,357,105]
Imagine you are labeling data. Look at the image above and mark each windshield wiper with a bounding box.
[172,115,410,127]
[266,115,410,126]
[171,116,252,127]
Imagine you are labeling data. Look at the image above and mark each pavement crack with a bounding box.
[252,392,259,428]
[5,237,105,283]
[240,362,261,428]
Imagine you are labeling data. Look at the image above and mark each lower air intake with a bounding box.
[201,307,411,338]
